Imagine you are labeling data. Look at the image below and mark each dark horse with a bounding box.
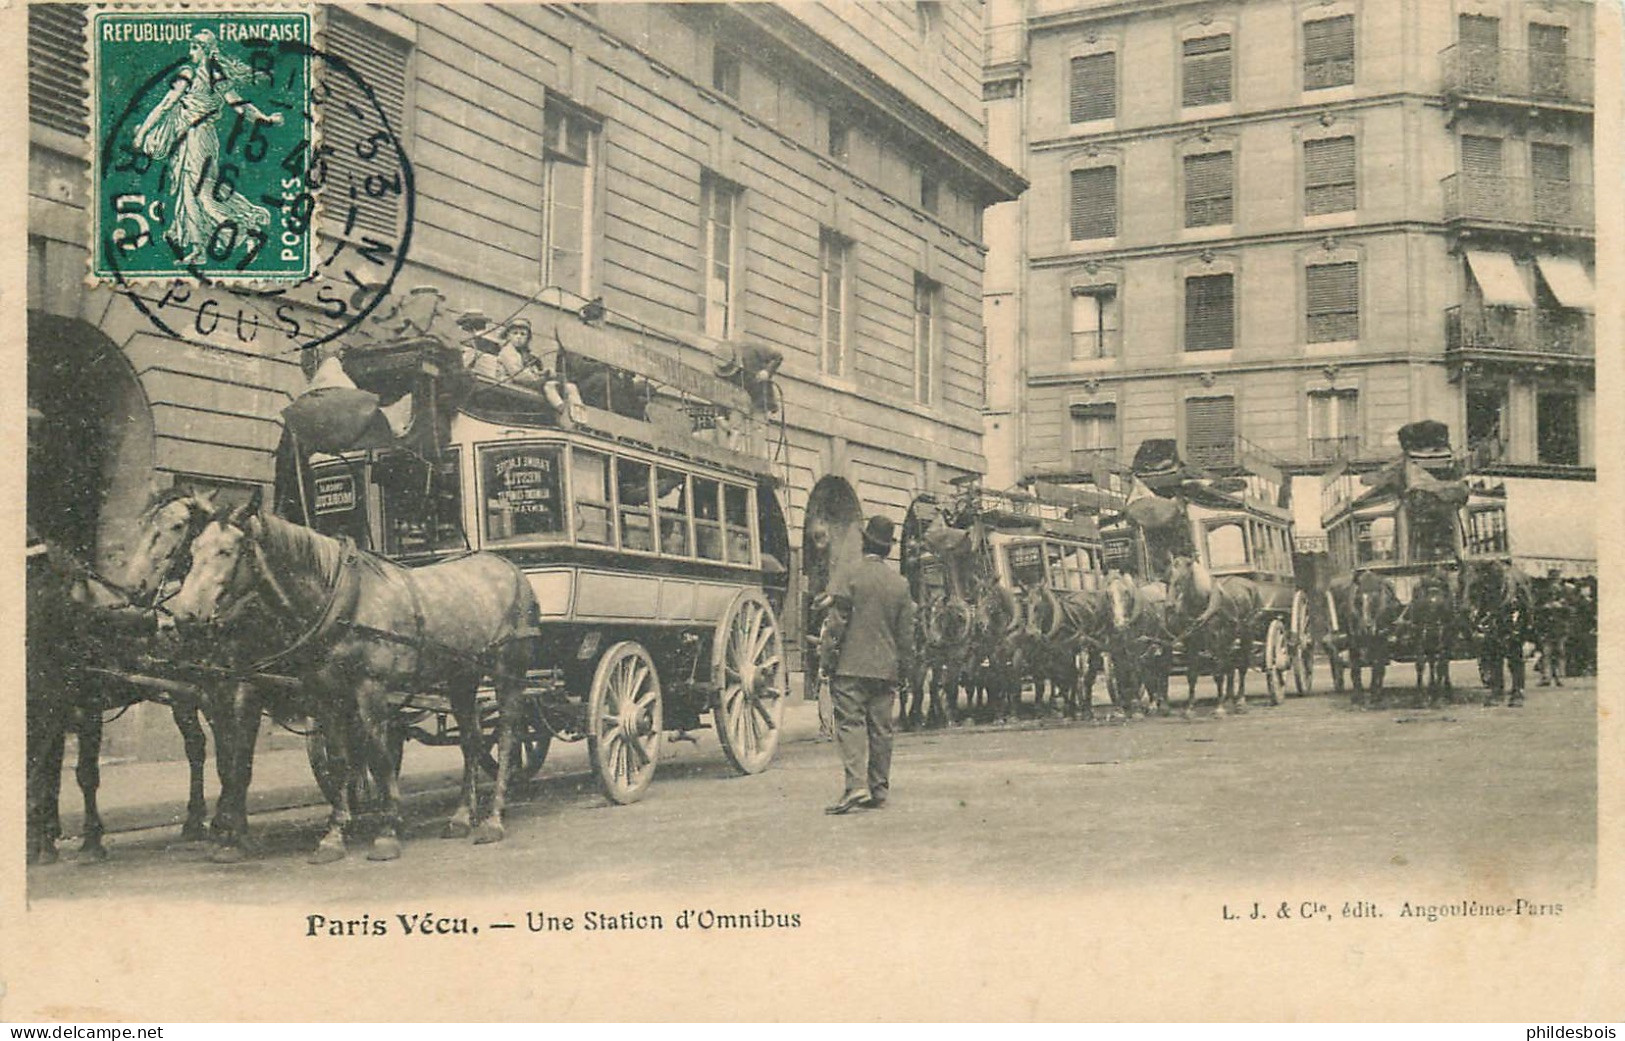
[25,490,215,864]
[1333,570,1403,708]
[169,491,540,862]
[1166,555,1261,717]
[1461,560,1533,708]
[1408,568,1456,705]
[1015,583,1116,720]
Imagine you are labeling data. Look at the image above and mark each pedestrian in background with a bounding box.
[819,515,915,815]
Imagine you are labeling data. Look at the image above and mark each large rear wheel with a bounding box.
[477,698,552,783]
[1291,590,1314,695]
[1263,617,1289,706]
[587,641,663,804]
[713,589,787,775]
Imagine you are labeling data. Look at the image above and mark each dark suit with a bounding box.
[826,554,916,801]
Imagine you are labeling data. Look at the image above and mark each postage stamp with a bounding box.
[90,7,314,282]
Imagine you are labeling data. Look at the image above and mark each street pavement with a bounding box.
[27,669,1596,902]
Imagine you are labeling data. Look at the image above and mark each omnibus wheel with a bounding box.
[478,698,552,783]
[587,641,663,804]
[1264,617,1289,706]
[1291,590,1314,696]
[713,588,787,775]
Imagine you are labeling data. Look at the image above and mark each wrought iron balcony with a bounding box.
[1309,435,1361,462]
[1440,43,1593,108]
[1441,174,1593,235]
[1186,442,1236,471]
[1445,303,1593,359]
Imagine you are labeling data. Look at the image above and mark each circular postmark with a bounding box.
[93,10,413,355]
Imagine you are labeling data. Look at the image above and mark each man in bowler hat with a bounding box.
[820,514,916,814]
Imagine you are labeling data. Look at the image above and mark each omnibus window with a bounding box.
[1205,520,1248,569]
[377,452,464,557]
[694,477,724,561]
[572,448,613,546]
[1356,515,1396,564]
[656,468,691,557]
[1466,506,1508,555]
[617,457,654,552]
[1409,507,1456,563]
[1005,541,1046,588]
[723,484,753,564]
[481,445,565,546]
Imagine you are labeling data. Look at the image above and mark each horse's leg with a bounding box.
[477,655,526,844]
[356,677,405,861]
[1368,645,1387,709]
[1080,652,1098,721]
[1508,640,1526,707]
[26,700,67,865]
[212,680,265,863]
[442,676,482,840]
[73,704,109,864]
[308,705,354,864]
[1233,632,1251,712]
[172,704,210,842]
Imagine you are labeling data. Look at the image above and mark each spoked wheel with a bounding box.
[1291,590,1314,695]
[1263,618,1289,706]
[713,589,787,775]
[587,641,663,804]
[477,698,552,783]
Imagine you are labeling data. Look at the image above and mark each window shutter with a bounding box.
[1185,396,1236,467]
[1303,15,1355,88]
[1531,143,1572,223]
[1304,136,1356,214]
[1069,166,1116,240]
[1531,142,1570,182]
[1069,53,1115,123]
[1182,34,1232,106]
[1184,152,1233,227]
[324,12,410,239]
[29,4,88,138]
[1184,273,1234,352]
[1461,135,1504,175]
[1529,23,1567,55]
[1307,262,1359,342]
[1459,14,1500,49]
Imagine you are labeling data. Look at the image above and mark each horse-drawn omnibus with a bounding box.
[1317,420,1523,703]
[284,299,792,805]
[1117,440,1310,705]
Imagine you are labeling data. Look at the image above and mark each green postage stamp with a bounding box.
[91,8,314,282]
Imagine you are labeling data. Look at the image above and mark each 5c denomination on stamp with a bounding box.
[92,8,314,281]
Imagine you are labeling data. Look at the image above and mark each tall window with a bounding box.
[326,12,411,238]
[1529,23,1569,98]
[1184,395,1236,470]
[1531,142,1572,224]
[1070,287,1118,359]
[1467,383,1509,460]
[1070,403,1118,469]
[819,229,850,376]
[29,4,88,137]
[712,46,741,99]
[1306,262,1359,342]
[1461,135,1506,216]
[827,112,850,162]
[920,172,940,215]
[1069,166,1117,240]
[1069,52,1115,123]
[913,275,940,405]
[1537,391,1580,465]
[1182,34,1232,106]
[1459,14,1501,91]
[1303,15,1355,89]
[1184,272,1234,352]
[1184,151,1233,227]
[700,173,741,339]
[543,101,595,297]
[1308,389,1359,460]
[1304,136,1356,215]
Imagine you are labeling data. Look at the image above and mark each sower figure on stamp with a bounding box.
[820,515,916,816]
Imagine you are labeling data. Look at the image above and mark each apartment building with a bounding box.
[982,0,1594,567]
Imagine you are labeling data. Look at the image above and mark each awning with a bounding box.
[1465,250,1534,308]
[1535,255,1595,311]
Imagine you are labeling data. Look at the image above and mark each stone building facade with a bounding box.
[981,0,1594,563]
